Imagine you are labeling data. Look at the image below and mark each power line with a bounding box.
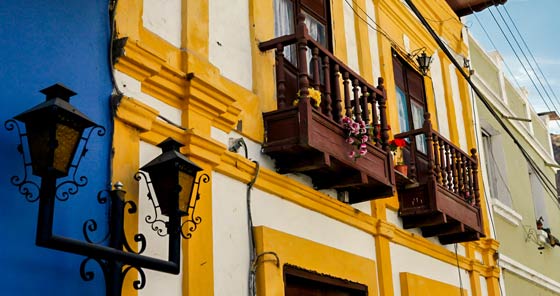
[482,6,560,131]
[501,5,560,112]
[490,6,560,121]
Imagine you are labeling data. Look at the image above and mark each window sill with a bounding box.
[492,198,522,227]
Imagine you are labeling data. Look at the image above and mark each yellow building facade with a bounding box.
[111,0,503,295]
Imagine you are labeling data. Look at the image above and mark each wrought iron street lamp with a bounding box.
[409,48,432,76]
[415,51,432,76]
[5,83,208,296]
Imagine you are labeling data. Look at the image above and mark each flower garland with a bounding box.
[342,116,370,160]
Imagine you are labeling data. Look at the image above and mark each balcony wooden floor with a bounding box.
[263,104,394,204]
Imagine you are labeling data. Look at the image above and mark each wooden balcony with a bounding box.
[258,14,395,203]
[445,0,507,17]
[394,114,484,244]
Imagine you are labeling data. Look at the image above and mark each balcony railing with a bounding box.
[258,14,395,203]
[394,113,484,244]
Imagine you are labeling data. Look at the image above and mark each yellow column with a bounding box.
[332,0,349,63]
[373,201,395,296]
[353,0,374,82]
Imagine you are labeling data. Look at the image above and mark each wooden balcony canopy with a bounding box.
[445,0,507,17]
[394,113,484,244]
[258,14,395,203]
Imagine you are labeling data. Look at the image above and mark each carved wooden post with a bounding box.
[343,72,352,118]
[377,78,389,152]
[445,143,453,191]
[424,113,435,182]
[333,64,343,122]
[275,44,286,109]
[438,138,446,186]
[471,148,480,207]
[311,47,321,90]
[296,13,309,105]
[433,134,441,184]
[361,85,370,124]
[352,79,361,120]
[322,56,333,119]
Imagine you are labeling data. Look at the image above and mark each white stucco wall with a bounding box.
[431,52,450,138]
[143,0,182,47]
[114,70,183,125]
[343,0,360,74]
[391,243,471,296]
[209,0,253,90]
[366,0,381,79]
[212,172,377,295]
[449,64,468,150]
[139,141,183,296]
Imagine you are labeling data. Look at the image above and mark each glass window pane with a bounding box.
[274,0,296,63]
[396,87,409,132]
[411,100,426,153]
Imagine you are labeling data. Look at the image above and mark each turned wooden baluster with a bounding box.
[462,154,469,200]
[371,90,380,148]
[332,65,343,122]
[275,43,286,109]
[439,138,447,186]
[311,47,321,90]
[377,78,390,152]
[296,13,310,104]
[322,56,333,119]
[361,85,370,124]
[452,149,459,194]
[343,72,352,118]
[445,143,453,191]
[424,113,435,182]
[409,137,418,180]
[471,148,480,207]
[432,134,442,184]
[352,79,362,120]
[468,160,475,203]
[456,153,464,195]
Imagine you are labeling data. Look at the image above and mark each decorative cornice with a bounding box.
[499,254,560,294]
[491,198,523,227]
[115,39,243,134]
[116,96,159,132]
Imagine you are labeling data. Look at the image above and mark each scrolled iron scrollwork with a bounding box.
[134,171,169,237]
[122,265,146,290]
[80,257,107,283]
[180,173,209,239]
[55,125,106,201]
[4,119,40,202]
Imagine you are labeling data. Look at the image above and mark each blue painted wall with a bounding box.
[0,1,112,295]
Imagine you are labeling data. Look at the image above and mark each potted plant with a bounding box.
[293,87,322,108]
[389,138,407,175]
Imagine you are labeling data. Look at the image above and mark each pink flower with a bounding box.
[342,116,352,124]
[360,128,367,134]
[361,135,369,143]
[346,137,355,144]
[360,143,367,149]
[359,148,367,156]
[349,151,356,158]
[359,121,366,128]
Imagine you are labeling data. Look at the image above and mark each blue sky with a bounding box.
[466,0,560,132]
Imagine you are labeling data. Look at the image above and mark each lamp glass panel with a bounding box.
[53,123,81,175]
[178,170,195,213]
[27,123,53,177]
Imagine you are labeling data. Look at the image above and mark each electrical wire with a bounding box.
[247,160,260,296]
[487,7,560,128]
[469,10,524,91]
[480,5,560,131]
[454,243,465,296]
[501,5,560,106]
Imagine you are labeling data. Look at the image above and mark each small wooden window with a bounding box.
[284,266,368,296]
[393,52,428,153]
